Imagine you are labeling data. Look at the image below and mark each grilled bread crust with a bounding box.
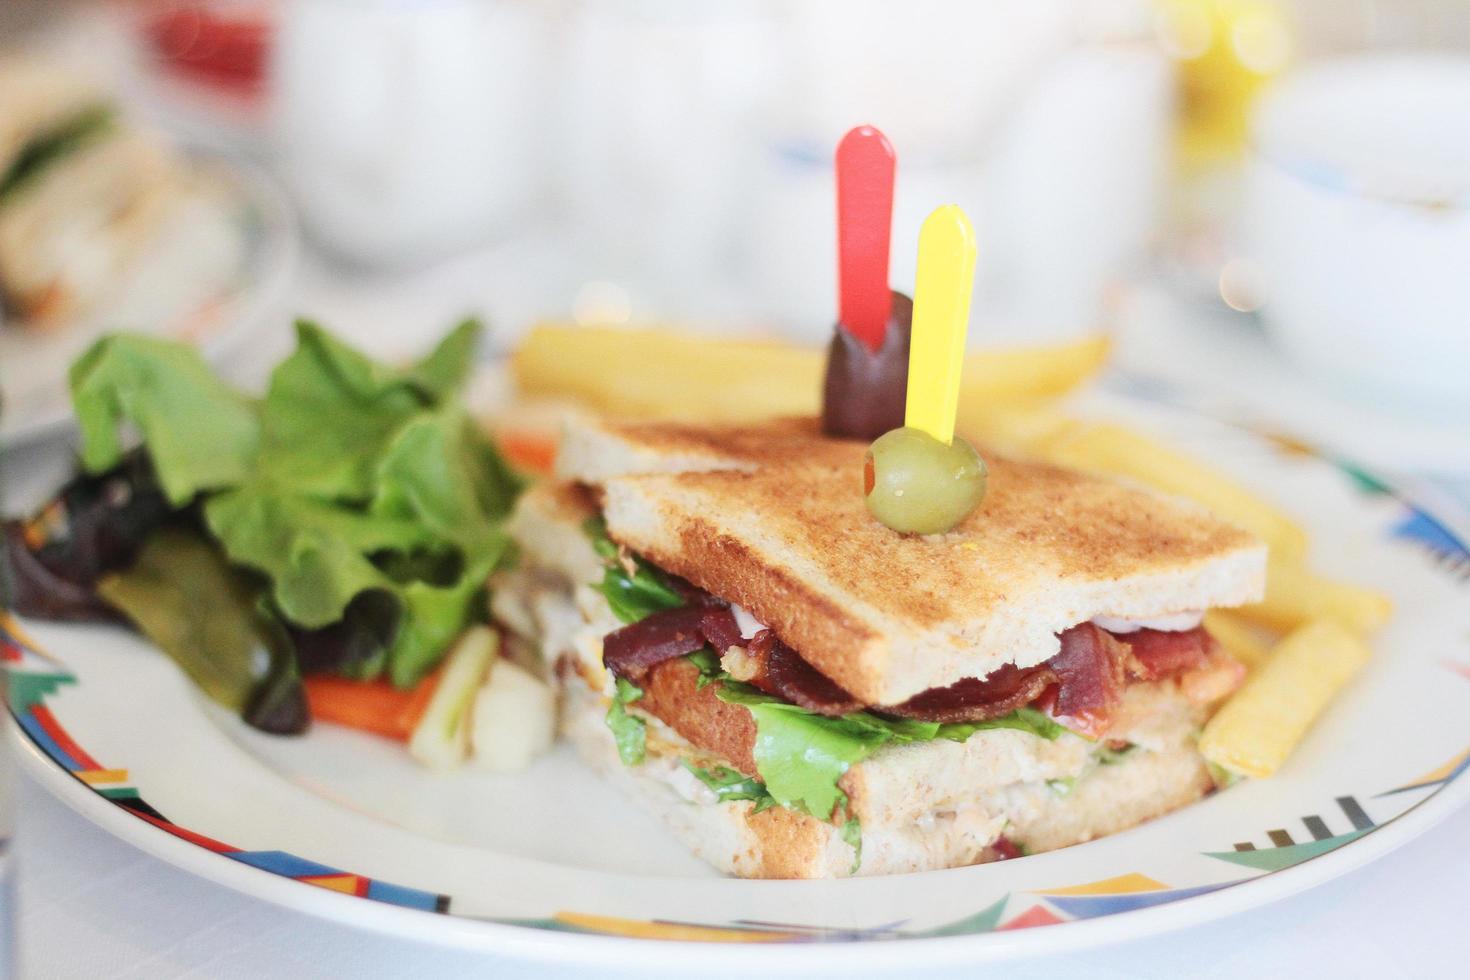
[557,416,1266,704]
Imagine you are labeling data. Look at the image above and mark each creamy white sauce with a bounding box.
[729,603,767,640]
[1091,611,1205,634]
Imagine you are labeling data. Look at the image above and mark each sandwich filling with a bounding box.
[524,512,1244,856]
[503,418,1265,875]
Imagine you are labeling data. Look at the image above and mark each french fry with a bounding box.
[513,325,822,422]
[958,405,1081,457]
[1236,556,1394,635]
[956,333,1111,406]
[1039,423,1309,562]
[1202,610,1272,670]
[511,324,1109,423]
[1199,619,1371,778]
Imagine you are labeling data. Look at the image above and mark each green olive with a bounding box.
[863,427,987,534]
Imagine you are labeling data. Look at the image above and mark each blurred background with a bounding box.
[1,0,1468,472]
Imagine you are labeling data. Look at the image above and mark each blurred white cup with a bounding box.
[271,0,547,266]
[1245,55,1470,415]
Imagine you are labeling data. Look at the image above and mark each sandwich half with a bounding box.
[0,56,177,324]
[494,416,1267,878]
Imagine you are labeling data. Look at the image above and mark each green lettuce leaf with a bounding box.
[371,407,523,551]
[582,517,685,624]
[242,601,311,735]
[401,317,481,399]
[203,486,425,627]
[683,762,777,812]
[840,817,863,873]
[1207,759,1243,788]
[936,706,1069,743]
[95,527,307,734]
[712,674,1068,823]
[70,319,522,693]
[70,334,260,506]
[715,683,889,820]
[256,320,480,501]
[386,555,497,688]
[606,677,647,765]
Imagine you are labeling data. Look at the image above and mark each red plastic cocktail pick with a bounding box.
[836,125,896,352]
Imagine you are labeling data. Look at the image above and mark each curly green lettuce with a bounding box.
[71,319,523,690]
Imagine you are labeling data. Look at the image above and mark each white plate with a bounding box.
[6,396,1470,970]
[1113,285,1470,477]
[0,152,298,447]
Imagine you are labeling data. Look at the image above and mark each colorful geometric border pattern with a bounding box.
[2,614,447,916]
[4,462,1469,944]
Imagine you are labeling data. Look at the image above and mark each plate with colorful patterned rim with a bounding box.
[6,392,1470,969]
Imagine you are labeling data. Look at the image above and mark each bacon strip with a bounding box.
[1049,623,1131,718]
[1125,626,1213,681]
[600,587,1211,730]
[741,631,864,716]
[884,662,1056,723]
[602,606,741,683]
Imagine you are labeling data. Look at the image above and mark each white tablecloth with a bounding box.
[9,249,1470,978]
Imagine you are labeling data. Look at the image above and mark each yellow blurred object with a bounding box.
[957,335,1112,412]
[1199,619,1371,778]
[1157,0,1292,167]
[511,324,1109,425]
[512,325,818,422]
[1039,422,1309,562]
[906,205,978,446]
[1237,557,1395,636]
[959,406,1079,457]
[1202,609,1271,670]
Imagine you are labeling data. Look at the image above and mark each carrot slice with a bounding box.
[304,667,446,742]
[499,433,558,475]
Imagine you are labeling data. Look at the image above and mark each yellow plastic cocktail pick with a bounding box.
[904,204,977,446]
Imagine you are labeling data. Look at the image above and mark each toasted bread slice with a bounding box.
[557,416,1266,705]
[505,481,604,588]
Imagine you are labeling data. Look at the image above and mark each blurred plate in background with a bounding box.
[0,152,297,447]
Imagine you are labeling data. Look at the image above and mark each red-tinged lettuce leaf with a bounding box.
[288,590,401,679]
[1,453,173,622]
[69,334,260,506]
[2,521,120,622]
